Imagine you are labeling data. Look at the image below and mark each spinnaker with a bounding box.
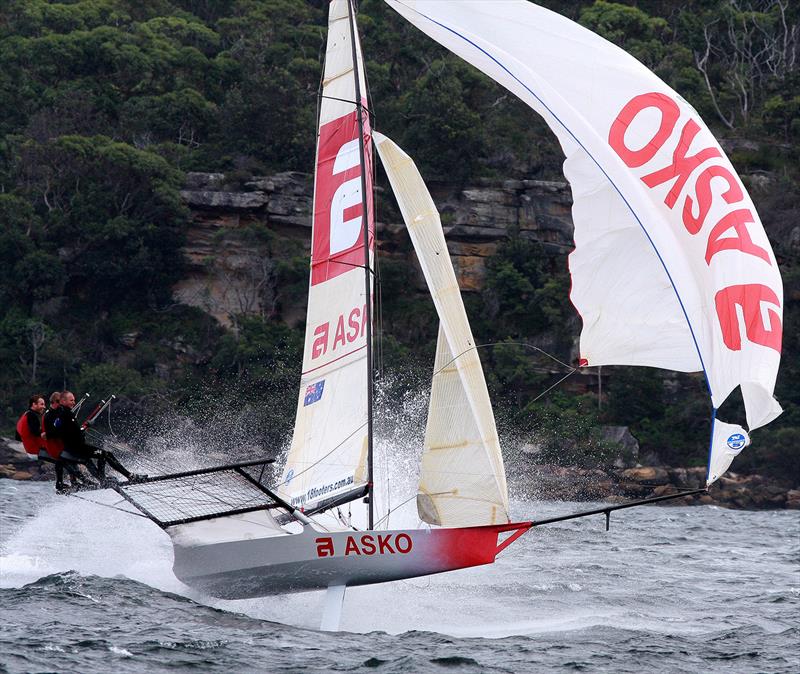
[384,0,783,484]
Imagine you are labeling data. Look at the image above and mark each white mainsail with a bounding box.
[384,0,783,484]
[279,0,374,511]
[375,132,509,526]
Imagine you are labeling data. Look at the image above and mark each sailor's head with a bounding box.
[60,391,76,409]
[49,391,60,408]
[28,395,45,413]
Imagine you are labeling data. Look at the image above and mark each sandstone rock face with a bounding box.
[621,466,669,484]
[0,437,52,482]
[174,173,312,326]
[180,189,269,209]
[510,462,794,509]
[174,172,572,324]
[184,172,226,190]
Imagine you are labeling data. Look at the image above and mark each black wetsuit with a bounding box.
[43,407,59,443]
[50,406,131,480]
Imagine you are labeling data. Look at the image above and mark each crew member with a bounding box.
[50,391,136,482]
[42,391,88,492]
[42,392,64,460]
[15,395,46,457]
[15,394,72,492]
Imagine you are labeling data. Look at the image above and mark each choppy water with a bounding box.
[1,480,798,673]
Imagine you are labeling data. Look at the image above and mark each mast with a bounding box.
[345,0,375,529]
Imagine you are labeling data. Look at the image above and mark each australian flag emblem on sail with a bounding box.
[304,380,325,406]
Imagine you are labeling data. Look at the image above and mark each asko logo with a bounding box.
[311,106,374,286]
[315,533,413,558]
[311,303,367,360]
[608,92,782,354]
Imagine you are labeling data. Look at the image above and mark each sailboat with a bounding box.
[102,0,781,628]
[112,0,532,613]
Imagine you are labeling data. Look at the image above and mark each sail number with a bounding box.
[315,533,413,557]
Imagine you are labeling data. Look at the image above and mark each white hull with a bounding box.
[170,522,531,598]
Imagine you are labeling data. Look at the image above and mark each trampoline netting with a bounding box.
[116,461,287,527]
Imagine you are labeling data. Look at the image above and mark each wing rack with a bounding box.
[111,459,296,528]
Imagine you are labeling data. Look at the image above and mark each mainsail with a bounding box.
[375,133,509,527]
[279,0,374,512]
[384,0,783,485]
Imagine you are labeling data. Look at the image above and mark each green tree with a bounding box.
[16,134,187,307]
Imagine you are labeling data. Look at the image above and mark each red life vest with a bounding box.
[16,412,42,456]
[42,411,64,460]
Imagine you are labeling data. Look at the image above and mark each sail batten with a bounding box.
[375,132,509,527]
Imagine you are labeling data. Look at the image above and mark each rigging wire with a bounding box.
[69,493,149,519]
[106,398,115,436]
[434,340,575,376]
[530,368,579,404]
[373,493,415,528]
[271,422,368,496]
[430,340,580,403]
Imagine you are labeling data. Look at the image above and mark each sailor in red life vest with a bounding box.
[14,394,78,492]
[42,392,64,460]
[15,395,46,457]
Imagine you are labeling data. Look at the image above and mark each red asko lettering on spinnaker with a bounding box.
[311,303,368,361]
[608,92,782,354]
[310,105,374,287]
[315,533,413,558]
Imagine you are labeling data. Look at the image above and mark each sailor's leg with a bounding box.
[95,451,107,478]
[59,449,99,483]
[54,462,64,490]
[62,461,84,485]
[35,450,48,477]
[320,584,347,632]
[76,443,106,478]
[81,458,103,480]
[98,450,131,479]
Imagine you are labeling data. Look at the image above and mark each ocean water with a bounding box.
[1,480,798,673]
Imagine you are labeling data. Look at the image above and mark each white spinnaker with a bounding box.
[375,132,509,526]
[278,0,374,510]
[384,1,783,479]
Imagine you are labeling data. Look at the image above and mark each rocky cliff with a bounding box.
[174,171,574,325]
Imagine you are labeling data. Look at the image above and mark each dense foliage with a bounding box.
[0,1,797,480]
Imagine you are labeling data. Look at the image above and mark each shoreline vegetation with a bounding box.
[2,436,797,510]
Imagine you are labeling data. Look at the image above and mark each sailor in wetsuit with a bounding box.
[41,391,88,492]
[49,390,136,483]
[43,391,60,435]
[15,394,46,457]
[16,394,73,492]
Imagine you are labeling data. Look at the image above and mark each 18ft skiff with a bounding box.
[90,0,781,627]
